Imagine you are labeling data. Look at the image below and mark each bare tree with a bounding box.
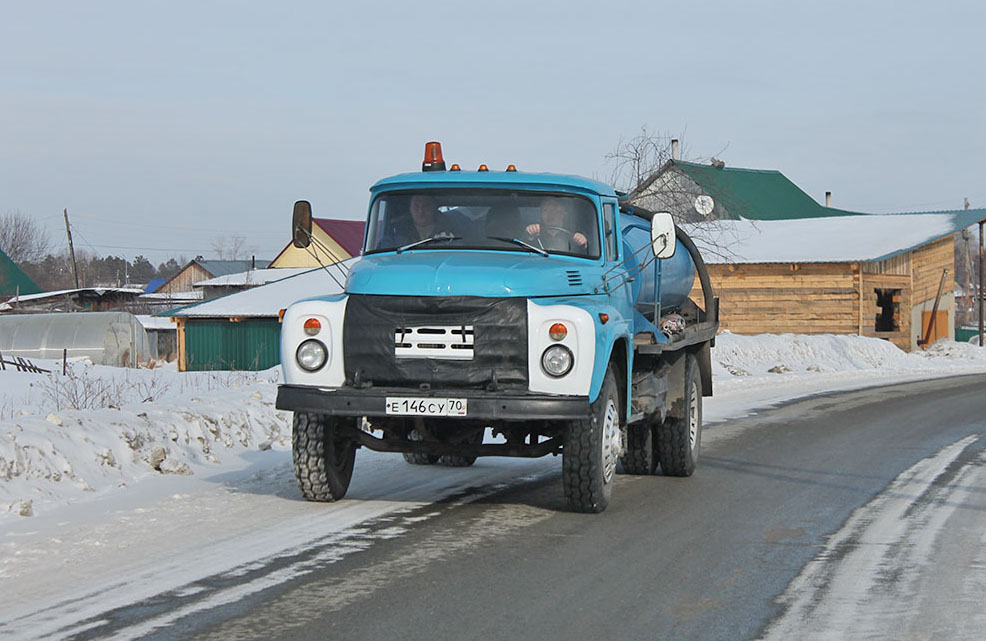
[211,234,251,260]
[606,128,744,262]
[606,126,684,194]
[0,210,52,264]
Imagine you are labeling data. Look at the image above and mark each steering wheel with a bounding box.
[538,225,572,237]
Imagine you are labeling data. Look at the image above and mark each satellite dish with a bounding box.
[694,194,714,216]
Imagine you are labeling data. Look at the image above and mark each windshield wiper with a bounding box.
[488,236,549,257]
[396,233,461,254]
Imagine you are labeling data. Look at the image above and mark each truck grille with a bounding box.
[343,295,528,390]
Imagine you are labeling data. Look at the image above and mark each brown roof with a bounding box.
[313,218,365,257]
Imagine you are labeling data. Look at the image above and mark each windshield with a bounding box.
[364,189,601,258]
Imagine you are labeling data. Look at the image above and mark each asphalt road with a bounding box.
[66,374,986,641]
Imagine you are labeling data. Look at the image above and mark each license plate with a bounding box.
[385,397,468,417]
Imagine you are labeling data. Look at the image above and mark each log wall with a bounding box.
[910,236,954,304]
[690,263,859,335]
[688,235,956,352]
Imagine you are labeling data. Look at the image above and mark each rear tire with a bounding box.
[293,412,357,501]
[620,418,658,475]
[656,354,702,477]
[402,427,440,465]
[563,366,622,513]
[440,429,484,467]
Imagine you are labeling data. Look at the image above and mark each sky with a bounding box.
[2,0,985,265]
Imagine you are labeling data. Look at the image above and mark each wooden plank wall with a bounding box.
[159,264,211,294]
[859,273,911,350]
[689,263,859,335]
[910,236,954,304]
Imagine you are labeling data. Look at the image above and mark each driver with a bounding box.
[525,197,588,253]
[408,194,454,241]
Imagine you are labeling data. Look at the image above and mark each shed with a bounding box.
[270,218,365,268]
[0,311,154,366]
[164,263,350,371]
[687,211,986,351]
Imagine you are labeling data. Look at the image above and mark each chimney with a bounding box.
[825,191,832,207]
[671,139,680,160]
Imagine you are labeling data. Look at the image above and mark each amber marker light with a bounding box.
[599,313,609,324]
[278,308,286,323]
[450,163,461,171]
[303,318,322,336]
[506,164,517,172]
[478,164,489,171]
[549,323,568,340]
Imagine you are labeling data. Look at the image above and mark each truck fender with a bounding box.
[692,341,713,397]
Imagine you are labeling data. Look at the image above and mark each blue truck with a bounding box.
[276,142,718,513]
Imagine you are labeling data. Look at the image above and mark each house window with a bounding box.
[875,288,901,332]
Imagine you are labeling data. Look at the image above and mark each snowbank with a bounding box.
[1,362,290,520]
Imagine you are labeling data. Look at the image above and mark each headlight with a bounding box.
[541,344,573,377]
[296,339,328,371]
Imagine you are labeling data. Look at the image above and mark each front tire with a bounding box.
[563,366,623,513]
[293,412,357,501]
[656,354,702,477]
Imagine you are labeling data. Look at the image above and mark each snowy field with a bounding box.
[1,332,985,639]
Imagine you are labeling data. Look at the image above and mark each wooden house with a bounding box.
[626,159,857,222]
[687,212,986,351]
[270,218,365,268]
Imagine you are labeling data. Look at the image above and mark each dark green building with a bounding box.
[0,248,41,298]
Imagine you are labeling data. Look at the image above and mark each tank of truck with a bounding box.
[620,215,696,316]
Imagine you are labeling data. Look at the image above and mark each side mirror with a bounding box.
[292,200,313,249]
[650,212,676,259]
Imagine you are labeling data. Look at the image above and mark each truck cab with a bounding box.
[277,142,717,513]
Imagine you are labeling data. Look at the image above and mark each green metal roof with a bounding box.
[667,160,859,220]
[0,248,41,297]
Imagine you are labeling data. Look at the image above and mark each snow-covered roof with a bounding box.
[166,261,353,318]
[192,267,312,288]
[691,211,985,264]
[1,287,144,309]
[139,291,204,301]
[136,315,177,331]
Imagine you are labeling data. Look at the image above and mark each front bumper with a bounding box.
[276,384,590,421]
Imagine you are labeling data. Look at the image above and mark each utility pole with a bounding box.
[63,208,80,289]
[980,219,984,347]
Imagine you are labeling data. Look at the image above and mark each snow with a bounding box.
[192,267,314,288]
[135,315,176,331]
[688,211,983,263]
[0,332,984,638]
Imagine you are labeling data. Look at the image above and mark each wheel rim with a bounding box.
[601,398,621,483]
[688,380,700,449]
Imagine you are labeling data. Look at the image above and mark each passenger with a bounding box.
[383,194,457,247]
[525,197,588,253]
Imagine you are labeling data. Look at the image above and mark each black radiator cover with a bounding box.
[343,295,528,390]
